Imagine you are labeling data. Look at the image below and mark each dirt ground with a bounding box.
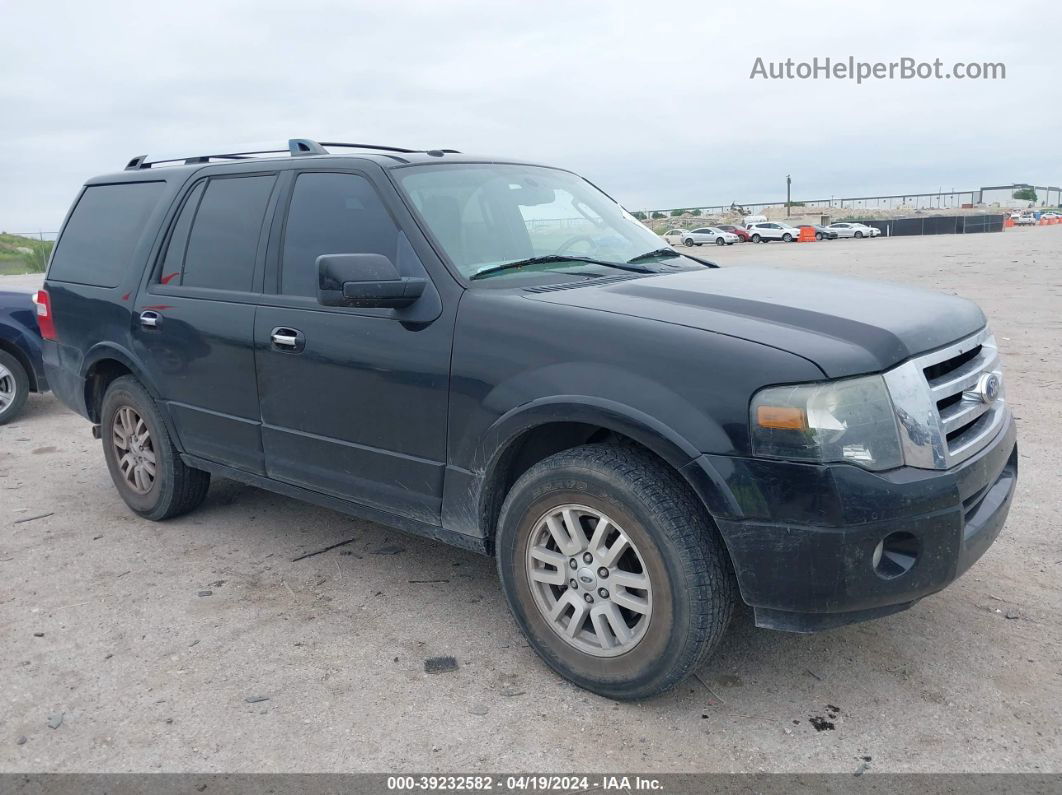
[1,226,1060,774]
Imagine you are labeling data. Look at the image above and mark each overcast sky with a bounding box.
[1,0,1059,231]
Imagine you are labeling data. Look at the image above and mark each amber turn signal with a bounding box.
[756,405,807,430]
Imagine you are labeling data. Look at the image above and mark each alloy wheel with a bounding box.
[0,363,15,412]
[112,406,157,494]
[525,504,653,657]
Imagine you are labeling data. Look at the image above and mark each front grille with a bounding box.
[918,330,1004,464]
[884,327,1008,469]
[885,327,1007,469]
[923,345,981,382]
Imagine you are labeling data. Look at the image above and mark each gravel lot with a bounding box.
[1,226,1060,774]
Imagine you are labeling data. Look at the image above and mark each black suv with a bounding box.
[39,139,1017,699]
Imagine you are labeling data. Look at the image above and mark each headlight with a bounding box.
[750,375,903,471]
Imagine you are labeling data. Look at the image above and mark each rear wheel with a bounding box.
[751,234,761,243]
[101,376,210,520]
[0,350,29,425]
[496,444,735,700]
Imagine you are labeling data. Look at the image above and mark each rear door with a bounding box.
[132,170,281,473]
[252,169,453,524]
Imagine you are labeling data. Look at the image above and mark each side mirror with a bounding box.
[317,253,426,309]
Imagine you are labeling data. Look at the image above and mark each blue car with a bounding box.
[0,290,48,424]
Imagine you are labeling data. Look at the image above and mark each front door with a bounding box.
[253,170,452,524]
[133,171,280,474]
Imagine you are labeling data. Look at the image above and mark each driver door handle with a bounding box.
[270,327,305,352]
[139,310,161,329]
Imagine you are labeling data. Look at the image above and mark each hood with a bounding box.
[526,266,986,378]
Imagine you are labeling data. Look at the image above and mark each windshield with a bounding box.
[394,163,678,281]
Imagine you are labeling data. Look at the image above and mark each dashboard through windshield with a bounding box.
[393,163,691,282]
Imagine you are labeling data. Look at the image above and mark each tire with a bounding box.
[715,237,725,246]
[751,234,761,243]
[855,231,863,238]
[0,350,29,425]
[781,233,792,242]
[496,444,735,700]
[100,375,210,520]
[683,238,694,247]
[815,232,823,241]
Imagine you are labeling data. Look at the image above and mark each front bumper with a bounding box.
[686,415,1017,632]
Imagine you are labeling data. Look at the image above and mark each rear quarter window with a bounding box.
[48,182,165,287]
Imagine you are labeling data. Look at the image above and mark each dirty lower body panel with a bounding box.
[700,417,1017,632]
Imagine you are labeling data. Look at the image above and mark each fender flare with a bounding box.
[78,343,185,452]
[80,342,163,401]
[462,396,733,541]
[0,329,40,392]
[474,395,701,475]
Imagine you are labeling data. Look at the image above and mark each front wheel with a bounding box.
[855,231,864,238]
[715,237,725,246]
[101,376,210,520]
[496,444,735,700]
[782,233,793,242]
[683,238,694,247]
[0,350,29,425]
[815,232,823,241]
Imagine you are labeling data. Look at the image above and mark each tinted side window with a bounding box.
[49,182,165,287]
[180,175,276,291]
[281,173,399,297]
[158,181,205,285]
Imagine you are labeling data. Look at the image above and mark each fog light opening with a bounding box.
[872,532,919,580]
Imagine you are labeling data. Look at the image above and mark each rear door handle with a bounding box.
[271,327,305,352]
[140,311,161,329]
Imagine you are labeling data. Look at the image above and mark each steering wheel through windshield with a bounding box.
[556,234,596,255]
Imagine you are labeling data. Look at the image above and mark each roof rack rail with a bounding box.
[124,138,460,170]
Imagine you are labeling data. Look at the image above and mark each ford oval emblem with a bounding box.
[976,372,1001,404]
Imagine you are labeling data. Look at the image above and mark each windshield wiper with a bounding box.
[627,247,680,263]
[469,255,653,281]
